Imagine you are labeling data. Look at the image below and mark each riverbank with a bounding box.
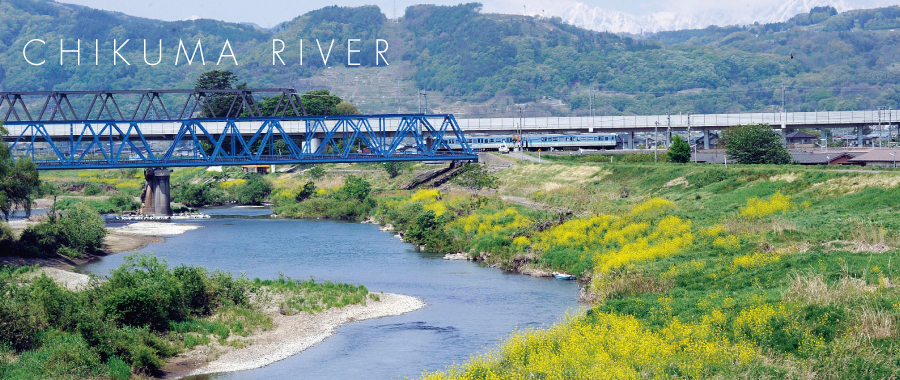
[165,293,426,379]
[1,221,197,270]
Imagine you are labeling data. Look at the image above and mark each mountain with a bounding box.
[561,0,853,34]
[1,0,900,118]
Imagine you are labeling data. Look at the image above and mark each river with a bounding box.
[80,206,580,380]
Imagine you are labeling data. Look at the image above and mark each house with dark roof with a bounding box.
[785,131,819,147]
[790,152,854,165]
[847,150,900,167]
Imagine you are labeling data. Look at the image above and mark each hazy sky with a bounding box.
[54,0,896,27]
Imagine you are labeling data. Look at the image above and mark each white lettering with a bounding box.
[272,39,285,65]
[143,39,162,65]
[176,39,205,65]
[316,39,334,66]
[376,39,389,66]
[23,39,45,66]
[113,39,130,65]
[60,39,80,65]
[217,39,237,65]
[347,39,360,66]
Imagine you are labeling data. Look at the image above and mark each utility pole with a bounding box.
[423,93,428,115]
[417,89,421,114]
[590,88,594,122]
[654,121,659,163]
[666,113,671,148]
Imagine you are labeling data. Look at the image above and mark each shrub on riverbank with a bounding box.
[52,194,141,215]
[0,253,380,378]
[275,175,375,220]
[13,203,107,257]
[252,275,372,315]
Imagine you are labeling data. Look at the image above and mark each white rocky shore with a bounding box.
[112,221,201,236]
[177,293,426,378]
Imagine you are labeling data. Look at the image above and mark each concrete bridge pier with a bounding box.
[307,138,321,154]
[141,168,173,216]
[703,129,710,150]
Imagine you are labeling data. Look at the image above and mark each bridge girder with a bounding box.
[4,114,478,170]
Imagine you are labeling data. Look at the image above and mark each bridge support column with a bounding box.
[308,138,321,153]
[703,129,710,150]
[858,128,863,147]
[628,131,635,149]
[141,169,173,216]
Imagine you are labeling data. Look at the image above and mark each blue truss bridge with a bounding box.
[0,89,478,170]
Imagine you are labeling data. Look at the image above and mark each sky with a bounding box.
[54,0,896,27]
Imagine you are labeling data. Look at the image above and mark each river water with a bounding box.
[80,207,580,380]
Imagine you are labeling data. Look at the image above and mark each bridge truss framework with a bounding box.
[0,89,478,170]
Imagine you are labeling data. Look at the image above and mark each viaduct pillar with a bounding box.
[703,129,710,150]
[141,168,173,216]
[308,138,321,153]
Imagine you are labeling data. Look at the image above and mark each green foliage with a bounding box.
[340,175,371,201]
[52,194,140,214]
[195,70,246,117]
[251,275,370,315]
[454,163,498,193]
[0,253,265,377]
[17,203,106,257]
[232,174,272,205]
[335,101,360,115]
[301,90,343,115]
[295,181,316,202]
[383,162,410,178]
[173,182,224,207]
[307,166,326,180]
[723,124,792,164]
[668,135,691,163]
[0,124,41,221]
[82,182,103,196]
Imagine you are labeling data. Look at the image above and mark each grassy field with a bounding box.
[401,161,900,379]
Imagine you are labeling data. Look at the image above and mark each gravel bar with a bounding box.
[179,293,426,378]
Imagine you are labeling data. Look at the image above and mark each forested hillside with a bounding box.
[1,0,899,116]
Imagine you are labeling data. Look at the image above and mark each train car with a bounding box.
[445,135,517,151]
[524,134,617,150]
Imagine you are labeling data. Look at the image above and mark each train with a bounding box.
[443,133,619,151]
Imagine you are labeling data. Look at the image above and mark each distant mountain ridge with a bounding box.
[1,0,899,117]
[562,0,853,34]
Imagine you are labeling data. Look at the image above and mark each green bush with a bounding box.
[668,135,691,163]
[723,124,791,164]
[340,175,371,201]
[295,181,316,202]
[173,182,224,207]
[82,183,104,196]
[232,174,272,205]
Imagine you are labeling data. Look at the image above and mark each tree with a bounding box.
[723,124,792,164]
[307,166,326,180]
[0,125,41,221]
[668,135,691,163]
[295,181,316,202]
[383,162,410,178]
[335,101,360,115]
[454,163,498,194]
[341,175,371,201]
[194,70,246,118]
[233,174,272,205]
[300,90,343,115]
